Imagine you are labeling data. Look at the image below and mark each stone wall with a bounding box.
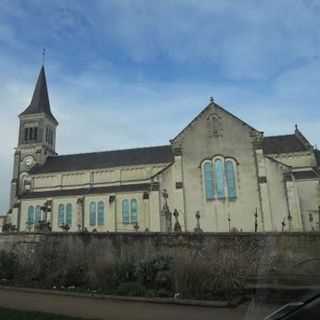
[1,232,320,286]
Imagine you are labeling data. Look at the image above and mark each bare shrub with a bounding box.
[173,248,245,301]
[209,250,246,300]
[174,254,213,299]
[135,255,173,290]
[87,256,117,292]
[0,250,19,280]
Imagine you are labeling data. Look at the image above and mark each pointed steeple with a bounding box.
[20,66,58,124]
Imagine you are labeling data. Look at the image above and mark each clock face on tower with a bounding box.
[23,156,35,168]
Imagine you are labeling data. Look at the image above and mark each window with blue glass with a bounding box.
[35,206,41,223]
[66,203,72,225]
[58,204,65,226]
[89,202,97,226]
[97,201,105,225]
[130,199,138,224]
[203,161,215,200]
[27,206,34,225]
[122,199,130,224]
[215,159,225,199]
[225,160,237,200]
[202,157,238,201]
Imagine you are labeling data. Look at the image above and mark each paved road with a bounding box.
[0,288,277,320]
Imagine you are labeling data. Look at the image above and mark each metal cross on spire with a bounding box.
[42,48,46,66]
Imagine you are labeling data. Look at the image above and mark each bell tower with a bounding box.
[10,66,58,207]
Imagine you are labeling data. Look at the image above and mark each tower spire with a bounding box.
[19,66,58,124]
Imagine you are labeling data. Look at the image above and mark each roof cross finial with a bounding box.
[209,96,214,103]
[42,48,46,66]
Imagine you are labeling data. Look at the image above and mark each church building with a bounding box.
[7,66,320,233]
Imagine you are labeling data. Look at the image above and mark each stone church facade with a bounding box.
[6,67,320,233]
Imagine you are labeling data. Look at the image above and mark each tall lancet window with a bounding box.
[203,161,215,200]
[89,202,97,226]
[97,201,105,225]
[35,206,41,223]
[27,206,34,225]
[225,160,237,200]
[122,200,130,224]
[214,159,225,199]
[130,199,138,224]
[58,204,65,226]
[66,203,72,225]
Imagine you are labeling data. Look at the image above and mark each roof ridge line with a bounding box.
[264,134,296,138]
[48,144,172,158]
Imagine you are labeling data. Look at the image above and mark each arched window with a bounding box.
[97,201,105,225]
[122,199,129,224]
[214,159,225,199]
[89,202,97,226]
[66,203,72,225]
[27,206,34,225]
[203,161,215,200]
[35,206,41,224]
[58,204,65,226]
[225,160,237,200]
[130,199,138,224]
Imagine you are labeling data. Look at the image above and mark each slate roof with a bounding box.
[30,145,174,174]
[21,183,158,199]
[263,134,309,154]
[293,170,319,180]
[19,66,58,124]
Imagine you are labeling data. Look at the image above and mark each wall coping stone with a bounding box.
[1,231,320,237]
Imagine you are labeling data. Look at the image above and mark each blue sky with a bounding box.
[0,0,320,213]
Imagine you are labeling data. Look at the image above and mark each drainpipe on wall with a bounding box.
[82,197,85,232]
[114,197,117,232]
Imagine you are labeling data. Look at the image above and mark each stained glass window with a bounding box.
[97,201,105,225]
[203,161,215,200]
[225,160,237,200]
[215,159,225,199]
[122,199,130,224]
[66,203,72,225]
[130,199,138,224]
[58,204,65,226]
[27,206,34,225]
